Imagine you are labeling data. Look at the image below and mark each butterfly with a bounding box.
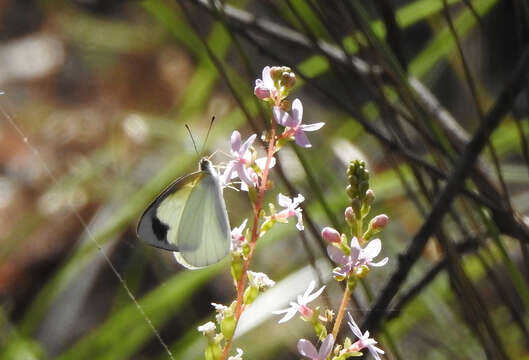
[137,136,231,269]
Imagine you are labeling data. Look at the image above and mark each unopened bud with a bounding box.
[345,207,354,225]
[243,285,260,306]
[205,342,223,360]
[283,72,296,88]
[365,189,375,206]
[322,227,341,243]
[230,253,244,282]
[220,315,236,340]
[269,66,282,81]
[352,198,362,219]
[371,214,389,230]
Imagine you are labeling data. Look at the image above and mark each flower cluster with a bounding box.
[273,160,389,360]
[198,66,326,360]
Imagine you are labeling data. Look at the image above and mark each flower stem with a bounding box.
[331,286,351,339]
[221,123,277,360]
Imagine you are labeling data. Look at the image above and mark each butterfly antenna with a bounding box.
[201,116,215,154]
[185,124,200,155]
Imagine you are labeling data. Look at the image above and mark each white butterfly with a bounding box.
[137,157,230,269]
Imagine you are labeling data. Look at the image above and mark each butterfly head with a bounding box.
[199,157,213,173]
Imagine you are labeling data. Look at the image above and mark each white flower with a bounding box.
[231,219,248,251]
[272,280,325,323]
[197,321,216,335]
[211,302,230,323]
[275,193,305,231]
[247,271,275,290]
[347,313,384,360]
[228,348,244,360]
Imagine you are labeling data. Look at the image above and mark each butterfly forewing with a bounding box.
[175,171,230,268]
[137,172,201,252]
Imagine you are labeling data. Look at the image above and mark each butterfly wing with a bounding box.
[173,171,231,269]
[137,171,202,252]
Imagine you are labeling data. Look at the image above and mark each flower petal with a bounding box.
[347,312,364,339]
[302,280,316,301]
[368,345,384,360]
[300,122,325,132]
[327,245,348,265]
[295,209,304,231]
[363,239,382,259]
[370,257,389,267]
[240,133,257,155]
[235,163,255,187]
[293,193,305,206]
[291,98,303,124]
[304,284,326,304]
[262,66,273,87]
[297,339,318,359]
[277,193,292,208]
[231,131,242,153]
[294,130,312,148]
[255,156,276,170]
[221,162,235,186]
[275,307,298,324]
[273,106,293,127]
[318,334,335,358]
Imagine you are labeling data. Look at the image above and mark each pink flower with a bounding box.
[272,280,325,323]
[254,66,277,100]
[275,193,305,231]
[297,334,334,360]
[347,313,384,360]
[273,98,324,148]
[327,237,388,278]
[355,238,388,268]
[327,238,361,278]
[222,131,257,189]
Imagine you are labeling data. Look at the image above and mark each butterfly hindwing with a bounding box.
[175,170,230,268]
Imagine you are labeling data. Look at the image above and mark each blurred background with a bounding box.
[1,0,529,359]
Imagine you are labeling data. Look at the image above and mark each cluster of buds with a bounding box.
[322,160,389,290]
[254,66,296,105]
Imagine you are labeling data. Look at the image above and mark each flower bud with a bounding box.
[282,72,296,88]
[254,86,271,100]
[345,207,355,225]
[221,315,237,341]
[230,253,244,282]
[205,342,223,360]
[371,214,389,230]
[321,227,341,243]
[365,189,375,206]
[243,285,260,305]
[269,66,283,81]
